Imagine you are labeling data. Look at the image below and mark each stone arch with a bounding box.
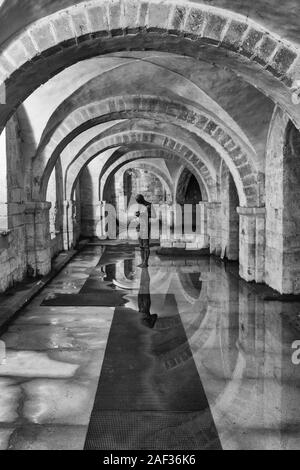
[0,0,299,136]
[33,96,258,206]
[175,167,202,205]
[177,271,203,303]
[99,149,210,204]
[63,131,218,205]
[98,148,210,204]
[37,65,256,159]
[103,160,174,205]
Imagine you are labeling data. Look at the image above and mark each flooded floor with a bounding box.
[0,244,300,450]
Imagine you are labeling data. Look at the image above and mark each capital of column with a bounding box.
[237,206,265,217]
[25,202,52,214]
[199,201,209,207]
[205,202,221,209]
[0,201,25,214]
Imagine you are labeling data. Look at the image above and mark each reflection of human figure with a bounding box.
[135,194,156,268]
[138,268,157,329]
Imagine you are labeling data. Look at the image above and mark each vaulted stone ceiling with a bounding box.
[0,0,299,45]
[1,0,300,294]
[1,0,297,204]
[1,0,299,131]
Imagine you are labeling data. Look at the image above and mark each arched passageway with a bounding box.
[176,168,203,234]
[0,1,299,295]
[1,0,300,453]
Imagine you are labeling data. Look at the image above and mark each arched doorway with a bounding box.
[176,169,202,234]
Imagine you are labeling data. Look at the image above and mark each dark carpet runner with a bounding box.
[42,246,221,450]
[84,299,222,450]
[41,247,130,308]
[41,292,127,307]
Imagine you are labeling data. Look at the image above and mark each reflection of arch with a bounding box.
[64,131,218,205]
[124,259,135,281]
[1,0,299,135]
[177,271,203,302]
[99,149,209,203]
[111,256,243,401]
[151,269,209,370]
[35,96,258,206]
[104,160,174,204]
[113,260,140,290]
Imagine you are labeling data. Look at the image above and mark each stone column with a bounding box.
[0,129,7,231]
[220,168,240,261]
[63,200,76,251]
[63,201,68,251]
[173,203,183,239]
[0,202,8,233]
[207,202,222,255]
[198,202,210,248]
[80,202,99,237]
[116,196,129,239]
[237,207,265,284]
[25,202,52,277]
[95,201,107,239]
[265,112,300,294]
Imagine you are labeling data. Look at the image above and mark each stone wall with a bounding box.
[1,0,300,296]
[73,183,82,244]
[207,203,222,256]
[0,116,67,292]
[220,164,240,261]
[47,159,64,259]
[266,108,300,294]
[0,116,27,291]
[80,163,101,238]
[121,169,165,205]
[238,207,265,284]
[80,161,173,239]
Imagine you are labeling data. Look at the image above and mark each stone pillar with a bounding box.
[220,169,240,261]
[116,196,129,239]
[0,203,11,285]
[25,202,52,277]
[198,202,210,248]
[80,202,99,237]
[0,129,7,232]
[173,203,183,239]
[207,202,222,255]
[237,207,265,284]
[63,200,76,251]
[265,113,300,294]
[0,202,8,233]
[95,201,107,239]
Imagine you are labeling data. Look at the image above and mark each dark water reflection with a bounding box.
[99,247,300,450]
[1,245,300,449]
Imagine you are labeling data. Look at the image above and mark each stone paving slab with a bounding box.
[0,243,88,334]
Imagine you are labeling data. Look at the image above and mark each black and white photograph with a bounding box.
[0,0,299,454]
